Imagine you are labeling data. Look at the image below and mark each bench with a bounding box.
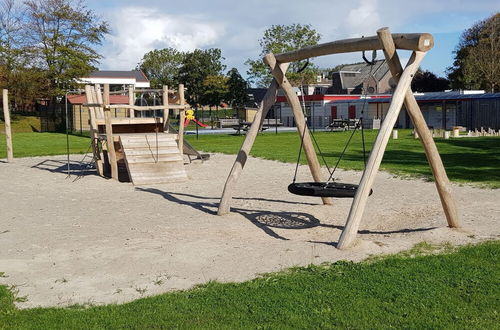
[218,118,240,128]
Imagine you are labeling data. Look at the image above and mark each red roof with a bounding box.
[275,94,391,102]
[67,94,129,105]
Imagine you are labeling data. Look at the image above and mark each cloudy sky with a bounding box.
[87,0,498,81]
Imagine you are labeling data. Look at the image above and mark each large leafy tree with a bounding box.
[199,74,228,108]
[226,67,248,109]
[0,0,26,85]
[24,0,109,98]
[411,69,450,92]
[137,48,185,88]
[0,0,41,109]
[177,48,225,107]
[447,13,500,92]
[245,23,321,87]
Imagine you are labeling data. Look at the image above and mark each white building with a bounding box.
[79,70,150,88]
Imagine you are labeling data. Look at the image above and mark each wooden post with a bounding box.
[163,85,169,132]
[218,76,285,215]
[128,86,135,118]
[177,84,185,154]
[377,27,460,229]
[264,53,333,206]
[392,129,398,139]
[337,51,426,249]
[2,89,13,162]
[85,85,104,176]
[103,84,118,180]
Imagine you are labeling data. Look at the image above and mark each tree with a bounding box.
[0,0,26,86]
[177,48,225,107]
[411,69,450,92]
[24,0,109,98]
[200,75,228,109]
[137,48,185,88]
[226,68,248,109]
[245,24,321,87]
[447,13,500,92]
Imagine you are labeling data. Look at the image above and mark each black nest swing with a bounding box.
[288,51,376,199]
[288,181,369,198]
[287,118,372,198]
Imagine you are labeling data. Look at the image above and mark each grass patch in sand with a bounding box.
[186,129,500,188]
[0,241,498,328]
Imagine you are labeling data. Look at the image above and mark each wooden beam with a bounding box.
[218,73,286,215]
[103,84,118,180]
[377,27,460,228]
[128,86,135,118]
[337,51,426,249]
[85,85,104,176]
[163,85,169,132]
[177,84,185,155]
[264,53,333,206]
[273,32,434,63]
[106,104,186,111]
[2,89,13,162]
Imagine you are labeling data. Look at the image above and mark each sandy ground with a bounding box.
[0,153,499,308]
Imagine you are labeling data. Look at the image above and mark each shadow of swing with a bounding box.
[31,159,96,179]
[136,188,334,240]
[135,188,435,243]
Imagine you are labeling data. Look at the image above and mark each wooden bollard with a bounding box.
[2,89,13,162]
[392,129,398,139]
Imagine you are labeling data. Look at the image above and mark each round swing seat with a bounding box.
[288,182,373,198]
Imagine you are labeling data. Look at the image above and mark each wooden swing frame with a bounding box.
[217,27,461,249]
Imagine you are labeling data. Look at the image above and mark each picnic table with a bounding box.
[325,119,360,131]
[232,121,268,135]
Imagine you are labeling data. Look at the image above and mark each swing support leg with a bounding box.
[377,27,460,229]
[218,68,288,215]
[264,53,333,206]
[337,51,426,249]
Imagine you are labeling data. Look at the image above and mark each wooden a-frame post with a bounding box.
[376,27,460,228]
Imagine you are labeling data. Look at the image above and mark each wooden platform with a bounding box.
[119,133,187,185]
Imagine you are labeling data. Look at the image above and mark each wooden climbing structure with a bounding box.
[86,83,189,185]
[217,27,461,249]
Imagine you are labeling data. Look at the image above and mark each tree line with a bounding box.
[137,48,249,110]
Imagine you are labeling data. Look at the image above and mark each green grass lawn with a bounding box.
[0,241,498,329]
[1,127,499,187]
[186,129,500,188]
[0,132,91,158]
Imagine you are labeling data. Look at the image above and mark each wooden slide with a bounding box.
[119,133,187,185]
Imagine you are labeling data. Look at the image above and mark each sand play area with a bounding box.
[1,153,499,308]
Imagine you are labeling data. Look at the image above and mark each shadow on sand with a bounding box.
[136,188,436,244]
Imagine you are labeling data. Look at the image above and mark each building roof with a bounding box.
[67,94,129,105]
[246,88,268,108]
[79,70,150,88]
[329,92,500,104]
[82,70,149,82]
[336,60,390,90]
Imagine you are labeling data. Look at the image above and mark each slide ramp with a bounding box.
[120,133,187,185]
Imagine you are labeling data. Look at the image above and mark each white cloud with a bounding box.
[100,7,224,70]
[344,0,381,37]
